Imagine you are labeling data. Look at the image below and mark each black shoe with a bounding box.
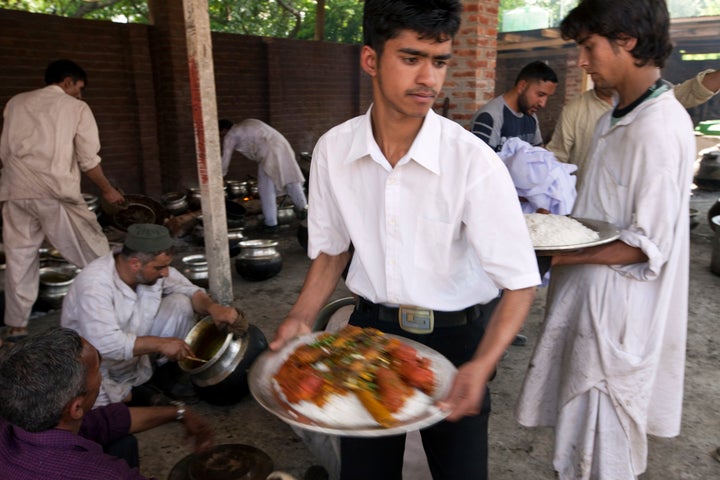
[261,224,279,234]
[511,334,528,347]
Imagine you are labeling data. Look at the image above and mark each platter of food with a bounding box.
[525,214,620,255]
[248,325,456,437]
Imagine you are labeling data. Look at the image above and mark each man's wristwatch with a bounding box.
[171,401,186,422]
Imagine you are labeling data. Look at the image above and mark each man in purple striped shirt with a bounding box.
[0,328,213,479]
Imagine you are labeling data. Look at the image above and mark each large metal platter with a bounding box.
[248,331,457,437]
[534,217,620,255]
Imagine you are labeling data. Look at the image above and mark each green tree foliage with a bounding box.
[2,0,714,42]
[499,0,718,29]
[0,0,363,43]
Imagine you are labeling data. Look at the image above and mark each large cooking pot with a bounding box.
[37,266,80,310]
[179,318,268,405]
[225,199,246,229]
[234,239,282,281]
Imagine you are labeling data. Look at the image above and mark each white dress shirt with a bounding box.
[308,108,540,311]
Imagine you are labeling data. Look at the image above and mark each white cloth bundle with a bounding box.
[498,137,577,215]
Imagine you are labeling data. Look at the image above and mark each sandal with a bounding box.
[2,327,29,344]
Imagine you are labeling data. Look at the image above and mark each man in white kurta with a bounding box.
[516,1,696,478]
[0,59,124,338]
[220,119,307,228]
[61,224,240,406]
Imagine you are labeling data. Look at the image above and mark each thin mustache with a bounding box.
[407,89,437,97]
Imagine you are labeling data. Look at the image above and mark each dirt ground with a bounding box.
[7,188,720,480]
[486,188,720,480]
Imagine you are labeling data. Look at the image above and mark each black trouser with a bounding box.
[339,298,498,480]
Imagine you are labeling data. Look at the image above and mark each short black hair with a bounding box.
[44,59,87,86]
[219,119,233,131]
[363,0,462,56]
[515,61,558,86]
[560,0,672,68]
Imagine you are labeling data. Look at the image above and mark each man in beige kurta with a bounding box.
[547,68,719,192]
[0,59,124,339]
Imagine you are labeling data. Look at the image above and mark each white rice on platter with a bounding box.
[273,379,435,428]
[525,213,599,247]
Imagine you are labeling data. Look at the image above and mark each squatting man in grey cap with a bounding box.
[61,223,241,407]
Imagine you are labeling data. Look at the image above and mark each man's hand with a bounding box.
[437,359,491,422]
[156,337,194,361]
[207,303,240,327]
[182,408,214,453]
[269,315,312,351]
[101,185,125,205]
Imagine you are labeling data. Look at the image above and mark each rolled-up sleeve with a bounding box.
[74,102,102,172]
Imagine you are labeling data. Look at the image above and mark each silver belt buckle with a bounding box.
[398,305,434,334]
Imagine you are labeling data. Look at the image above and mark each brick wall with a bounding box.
[0,9,158,196]
[444,0,499,126]
[0,6,370,199]
[1,5,716,199]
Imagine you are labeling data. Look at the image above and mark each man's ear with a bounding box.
[66,397,86,422]
[617,35,637,52]
[59,77,75,93]
[361,45,378,77]
[128,257,142,272]
[516,79,529,94]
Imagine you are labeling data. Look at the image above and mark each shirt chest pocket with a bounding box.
[413,216,454,276]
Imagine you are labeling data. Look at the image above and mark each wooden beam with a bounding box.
[182,0,234,304]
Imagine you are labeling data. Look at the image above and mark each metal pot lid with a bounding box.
[167,444,273,480]
[102,194,169,232]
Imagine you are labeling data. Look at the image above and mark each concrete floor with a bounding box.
[4,186,720,480]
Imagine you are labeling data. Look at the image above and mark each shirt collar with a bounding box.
[3,418,102,453]
[345,105,442,175]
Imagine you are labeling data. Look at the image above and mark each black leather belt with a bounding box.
[356,297,478,333]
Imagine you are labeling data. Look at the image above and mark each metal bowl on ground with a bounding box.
[186,187,202,211]
[225,200,246,229]
[102,194,168,232]
[708,197,720,231]
[82,193,100,217]
[234,239,283,281]
[276,205,296,225]
[161,191,189,216]
[178,317,268,405]
[181,254,209,288]
[225,179,249,199]
[37,266,80,310]
[168,443,274,480]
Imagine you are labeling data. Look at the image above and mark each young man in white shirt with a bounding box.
[270,1,540,478]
